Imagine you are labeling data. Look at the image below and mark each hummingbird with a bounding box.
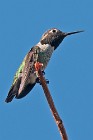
[5,28,83,103]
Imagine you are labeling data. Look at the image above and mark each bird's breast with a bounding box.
[38,44,54,70]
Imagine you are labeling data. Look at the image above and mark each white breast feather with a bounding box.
[37,42,54,69]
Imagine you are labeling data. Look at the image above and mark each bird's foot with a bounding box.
[36,78,49,85]
[34,62,49,84]
[42,70,45,75]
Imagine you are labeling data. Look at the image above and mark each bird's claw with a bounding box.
[42,71,45,75]
[36,78,49,85]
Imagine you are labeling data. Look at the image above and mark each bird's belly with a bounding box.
[29,73,37,83]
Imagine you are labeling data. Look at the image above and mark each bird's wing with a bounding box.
[13,55,27,85]
[5,55,27,103]
[17,50,35,94]
[17,46,39,96]
[5,47,39,102]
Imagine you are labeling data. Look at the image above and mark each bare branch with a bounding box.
[35,62,68,140]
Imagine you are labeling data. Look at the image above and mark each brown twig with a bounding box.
[35,62,68,140]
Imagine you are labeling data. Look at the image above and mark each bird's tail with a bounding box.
[5,77,36,102]
[5,85,16,103]
[5,78,21,103]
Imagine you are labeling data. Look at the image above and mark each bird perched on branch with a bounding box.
[5,28,83,103]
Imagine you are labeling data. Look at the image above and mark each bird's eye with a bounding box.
[52,29,56,33]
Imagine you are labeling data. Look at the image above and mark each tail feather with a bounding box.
[5,78,36,102]
[16,83,36,99]
[5,85,16,103]
[5,78,21,103]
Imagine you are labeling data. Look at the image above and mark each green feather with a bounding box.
[13,56,27,85]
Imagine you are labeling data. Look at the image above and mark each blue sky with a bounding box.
[0,0,93,140]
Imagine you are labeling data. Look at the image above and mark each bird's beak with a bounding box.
[64,30,84,37]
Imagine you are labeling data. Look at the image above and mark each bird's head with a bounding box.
[40,28,84,50]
